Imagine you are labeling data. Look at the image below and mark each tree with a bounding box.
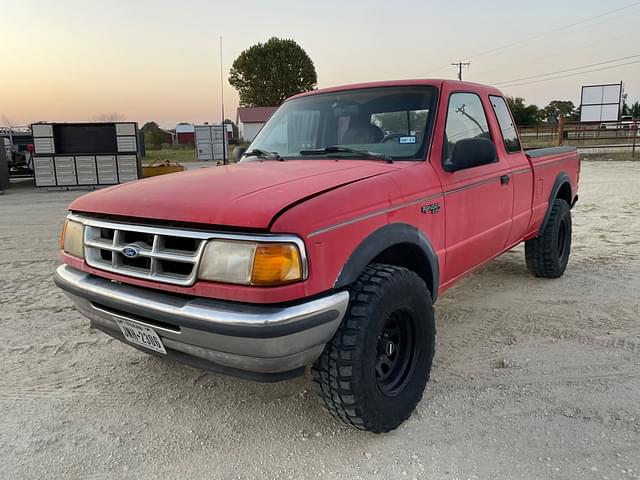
[229,37,317,107]
[505,96,541,126]
[224,118,239,140]
[570,105,581,122]
[630,102,640,119]
[141,121,167,149]
[541,100,576,123]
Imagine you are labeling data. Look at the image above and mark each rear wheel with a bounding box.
[311,264,435,433]
[525,198,572,278]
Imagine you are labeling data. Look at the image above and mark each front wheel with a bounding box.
[311,264,435,433]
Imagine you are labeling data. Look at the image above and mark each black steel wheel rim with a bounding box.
[375,308,418,397]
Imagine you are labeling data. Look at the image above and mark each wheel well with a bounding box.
[371,243,434,296]
[557,182,572,204]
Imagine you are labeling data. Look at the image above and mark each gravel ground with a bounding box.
[1,161,639,480]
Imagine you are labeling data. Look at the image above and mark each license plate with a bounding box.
[115,318,166,354]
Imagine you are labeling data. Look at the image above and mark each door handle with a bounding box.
[500,175,511,185]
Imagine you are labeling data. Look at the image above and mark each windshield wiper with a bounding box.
[243,149,283,161]
[299,146,392,163]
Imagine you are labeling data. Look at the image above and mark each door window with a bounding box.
[490,96,521,153]
[444,93,492,162]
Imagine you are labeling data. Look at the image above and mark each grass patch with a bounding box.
[143,147,197,164]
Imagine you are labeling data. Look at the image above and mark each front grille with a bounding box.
[70,214,309,287]
[83,219,208,286]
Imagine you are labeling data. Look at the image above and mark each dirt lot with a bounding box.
[1,161,639,480]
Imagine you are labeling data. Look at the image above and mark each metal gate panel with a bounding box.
[34,137,55,154]
[97,155,117,184]
[76,156,98,185]
[54,156,77,186]
[32,124,53,137]
[115,123,136,136]
[196,143,213,161]
[117,136,137,152]
[117,155,138,182]
[194,125,229,161]
[34,157,56,187]
[195,126,212,143]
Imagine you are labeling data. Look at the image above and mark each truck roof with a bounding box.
[289,79,504,101]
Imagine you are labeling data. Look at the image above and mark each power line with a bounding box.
[451,61,471,81]
[468,1,640,60]
[424,2,640,76]
[473,28,635,78]
[498,59,640,88]
[495,54,640,86]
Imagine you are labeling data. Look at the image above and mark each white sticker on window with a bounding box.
[399,136,417,144]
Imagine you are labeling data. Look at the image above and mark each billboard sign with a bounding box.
[579,83,623,123]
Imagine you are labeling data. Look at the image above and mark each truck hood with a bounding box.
[69,160,402,229]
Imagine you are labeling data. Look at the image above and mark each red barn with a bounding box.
[176,123,195,144]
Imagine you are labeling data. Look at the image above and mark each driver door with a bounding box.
[434,91,514,286]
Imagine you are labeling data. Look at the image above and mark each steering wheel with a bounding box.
[380,133,405,143]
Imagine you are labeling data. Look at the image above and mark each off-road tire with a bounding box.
[311,264,435,433]
[525,198,572,278]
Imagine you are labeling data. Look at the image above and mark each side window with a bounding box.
[490,96,521,153]
[444,93,491,161]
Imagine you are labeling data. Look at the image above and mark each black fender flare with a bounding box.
[334,223,440,301]
[539,171,571,235]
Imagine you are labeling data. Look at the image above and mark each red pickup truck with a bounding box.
[55,80,580,432]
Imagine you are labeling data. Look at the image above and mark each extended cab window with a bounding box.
[490,96,521,153]
[444,93,492,161]
[249,86,436,160]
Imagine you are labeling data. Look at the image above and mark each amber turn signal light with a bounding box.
[251,244,302,286]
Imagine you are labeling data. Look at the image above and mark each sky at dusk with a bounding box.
[2,0,639,129]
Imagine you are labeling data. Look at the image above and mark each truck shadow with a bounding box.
[137,353,361,437]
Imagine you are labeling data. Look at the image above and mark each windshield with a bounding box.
[247,86,437,161]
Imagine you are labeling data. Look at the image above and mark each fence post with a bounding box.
[557,115,564,146]
[632,121,637,158]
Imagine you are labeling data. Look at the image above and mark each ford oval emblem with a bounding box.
[122,245,140,258]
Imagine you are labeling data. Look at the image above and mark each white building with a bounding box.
[236,107,277,142]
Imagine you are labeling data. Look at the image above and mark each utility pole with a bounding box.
[451,61,470,81]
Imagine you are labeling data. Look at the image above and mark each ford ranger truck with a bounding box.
[55,80,580,433]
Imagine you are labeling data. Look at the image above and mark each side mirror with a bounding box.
[233,146,247,163]
[444,138,497,172]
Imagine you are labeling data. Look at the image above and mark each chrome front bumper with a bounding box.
[54,265,349,381]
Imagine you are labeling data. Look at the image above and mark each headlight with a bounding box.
[61,219,85,259]
[198,240,304,286]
